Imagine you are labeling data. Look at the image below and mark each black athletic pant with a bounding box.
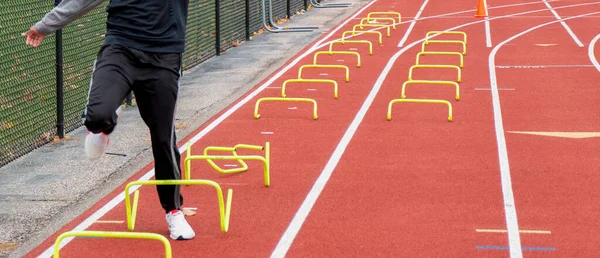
[84,44,183,212]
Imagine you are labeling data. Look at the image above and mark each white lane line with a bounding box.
[39,1,600,257]
[272,3,600,258]
[485,16,493,47]
[542,0,584,47]
[589,34,600,72]
[497,64,594,68]
[489,10,600,258]
[398,0,429,47]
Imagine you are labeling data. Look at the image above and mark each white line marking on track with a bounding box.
[497,64,594,68]
[319,73,329,76]
[223,164,239,167]
[589,34,600,72]
[542,0,584,47]
[488,10,600,258]
[349,48,358,50]
[398,0,429,47]
[39,1,600,257]
[307,88,317,91]
[288,107,297,110]
[485,16,493,47]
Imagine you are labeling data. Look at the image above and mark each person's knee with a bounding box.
[84,107,117,134]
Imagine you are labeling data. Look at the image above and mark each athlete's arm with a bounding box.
[23,0,105,47]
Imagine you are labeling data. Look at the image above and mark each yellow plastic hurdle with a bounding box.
[254,97,318,120]
[422,40,466,55]
[313,51,361,68]
[53,231,172,258]
[408,65,462,82]
[401,80,460,101]
[281,79,339,99]
[329,40,373,55]
[426,31,467,45]
[416,51,464,68]
[184,142,270,186]
[353,24,390,37]
[342,30,383,45]
[367,11,402,23]
[359,17,397,29]
[125,180,233,232]
[387,99,453,122]
[298,64,350,82]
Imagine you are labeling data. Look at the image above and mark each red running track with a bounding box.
[24,0,600,257]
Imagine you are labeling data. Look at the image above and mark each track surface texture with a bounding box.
[25,0,600,257]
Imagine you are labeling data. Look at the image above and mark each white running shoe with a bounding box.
[166,210,196,240]
[84,132,109,160]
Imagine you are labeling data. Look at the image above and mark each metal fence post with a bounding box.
[287,0,291,18]
[245,0,251,40]
[304,0,308,10]
[55,0,64,139]
[215,0,221,56]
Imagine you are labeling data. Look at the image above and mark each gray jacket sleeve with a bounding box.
[34,0,106,35]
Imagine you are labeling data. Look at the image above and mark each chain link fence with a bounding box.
[0,0,311,167]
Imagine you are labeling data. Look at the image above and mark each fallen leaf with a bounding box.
[53,136,80,143]
[175,123,189,129]
[0,122,14,129]
[0,242,17,251]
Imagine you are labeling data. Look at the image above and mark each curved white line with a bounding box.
[489,10,600,258]
[589,34,600,72]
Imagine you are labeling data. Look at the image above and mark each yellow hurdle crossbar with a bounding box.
[401,80,460,101]
[254,97,318,120]
[422,40,466,55]
[125,180,232,232]
[359,17,397,29]
[281,79,339,99]
[367,11,401,23]
[353,24,390,37]
[408,65,462,82]
[416,51,464,68]
[298,64,350,82]
[329,40,373,55]
[426,31,467,45]
[342,30,383,45]
[387,99,453,122]
[54,231,172,258]
[184,142,270,186]
[313,51,361,68]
